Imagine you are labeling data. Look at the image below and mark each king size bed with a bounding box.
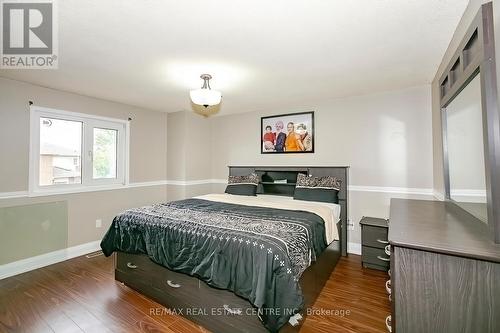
[100,166,349,332]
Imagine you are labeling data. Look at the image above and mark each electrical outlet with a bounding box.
[95,219,102,228]
[347,220,355,231]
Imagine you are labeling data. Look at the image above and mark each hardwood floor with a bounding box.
[0,253,390,333]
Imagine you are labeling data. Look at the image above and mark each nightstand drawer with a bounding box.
[362,246,390,269]
[362,225,389,249]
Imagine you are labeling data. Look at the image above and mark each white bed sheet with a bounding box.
[194,193,340,244]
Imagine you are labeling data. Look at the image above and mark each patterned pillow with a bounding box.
[294,173,341,203]
[225,173,259,196]
[295,173,341,190]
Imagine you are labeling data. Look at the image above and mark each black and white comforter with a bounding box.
[100,198,328,331]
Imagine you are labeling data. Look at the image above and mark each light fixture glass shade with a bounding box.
[190,88,222,107]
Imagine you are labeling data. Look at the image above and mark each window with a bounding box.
[39,117,82,186]
[30,106,129,194]
[93,128,118,179]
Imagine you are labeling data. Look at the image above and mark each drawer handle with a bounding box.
[166,280,181,288]
[126,262,137,269]
[288,313,303,326]
[223,304,242,315]
[377,255,390,262]
[385,280,391,295]
[385,245,391,256]
[388,269,391,277]
[376,239,389,244]
[386,315,392,332]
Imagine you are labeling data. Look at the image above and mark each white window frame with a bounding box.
[29,105,130,196]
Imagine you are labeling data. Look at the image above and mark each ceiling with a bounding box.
[0,0,469,115]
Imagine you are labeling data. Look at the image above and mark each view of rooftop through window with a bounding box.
[39,117,82,186]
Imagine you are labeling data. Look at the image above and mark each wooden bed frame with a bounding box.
[115,166,349,332]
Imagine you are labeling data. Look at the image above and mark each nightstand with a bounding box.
[360,216,389,271]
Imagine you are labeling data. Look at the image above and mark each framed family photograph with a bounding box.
[261,111,314,154]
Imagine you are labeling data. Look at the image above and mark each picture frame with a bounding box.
[261,111,314,154]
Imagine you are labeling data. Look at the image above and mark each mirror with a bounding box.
[444,73,488,223]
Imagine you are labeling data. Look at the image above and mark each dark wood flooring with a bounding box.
[0,253,390,333]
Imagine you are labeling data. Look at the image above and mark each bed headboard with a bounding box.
[228,166,349,256]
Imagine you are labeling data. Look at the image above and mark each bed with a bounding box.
[100,166,349,332]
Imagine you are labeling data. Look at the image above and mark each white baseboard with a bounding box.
[433,191,445,201]
[0,240,102,280]
[348,185,433,196]
[0,238,362,279]
[347,242,361,255]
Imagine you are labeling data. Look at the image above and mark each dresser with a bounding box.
[387,199,500,333]
[360,216,390,271]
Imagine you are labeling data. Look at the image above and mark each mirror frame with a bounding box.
[439,2,500,243]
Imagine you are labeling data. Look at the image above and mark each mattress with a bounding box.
[195,193,341,244]
[100,195,334,331]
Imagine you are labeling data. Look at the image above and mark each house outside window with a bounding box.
[29,106,129,195]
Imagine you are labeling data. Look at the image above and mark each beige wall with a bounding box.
[0,201,67,264]
[1,35,444,259]
[167,111,212,181]
[167,85,434,246]
[0,77,168,188]
[0,76,435,257]
[186,112,213,180]
[210,85,433,188]
[0,77,168,256]
[166,111,212,201]
[0,186,166,250]
[167,111,187,181]
[211,85,433,245]
[4,2,484,262]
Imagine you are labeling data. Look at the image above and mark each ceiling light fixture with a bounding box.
[189,74,222,108]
